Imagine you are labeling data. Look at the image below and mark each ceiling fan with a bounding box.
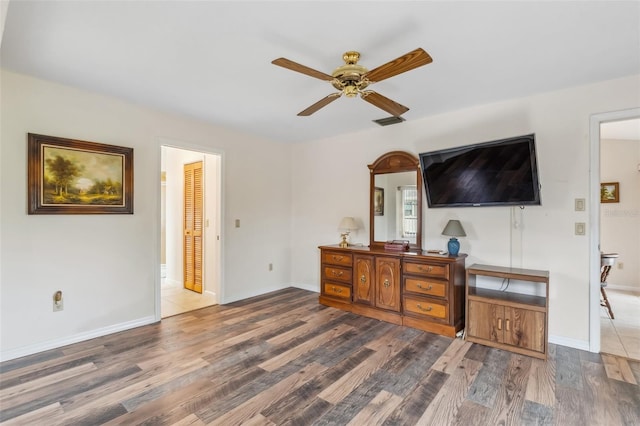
[271,48,432,117]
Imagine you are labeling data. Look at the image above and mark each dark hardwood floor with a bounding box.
[1,288,638,425]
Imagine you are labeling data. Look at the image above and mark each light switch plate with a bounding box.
[575,222,586,235]
[575,198,585,211]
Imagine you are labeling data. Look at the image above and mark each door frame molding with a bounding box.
[156,138,224,322]
[588,107,640,353]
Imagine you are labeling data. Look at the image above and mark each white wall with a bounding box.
[291,74,640,348]
[2,68,639,360]
[600,138,640,290]
[0,70,292,361]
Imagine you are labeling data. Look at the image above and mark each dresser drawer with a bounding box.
[404,278,447,299]
[404,261,449,279]
[403,296,448,320]
[322,266,352,284]
[323,282,351,300]
[322,251,353,267]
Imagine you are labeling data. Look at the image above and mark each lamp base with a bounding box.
[447,237,460,256]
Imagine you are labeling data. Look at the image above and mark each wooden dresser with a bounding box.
[319,245,467,337]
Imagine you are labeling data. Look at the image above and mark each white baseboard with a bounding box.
[607,284,640,294]
[549,334,591,352]
[291,282,319,293]
[164,278,181,287]
[0,316,157,363]
[221,284,289,304]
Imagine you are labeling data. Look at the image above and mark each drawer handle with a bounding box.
[331,286,342,294]
[383,279,390,288]
[497,318,503,331]
[417,283,433,291]
[331,270,344,277]
[332,255,344,261]
[418,265,433,272]
[505,319,510,332]
[360,275,366,284]
[416,303,432,312]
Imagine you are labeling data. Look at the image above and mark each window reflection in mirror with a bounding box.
[373,171,417,244]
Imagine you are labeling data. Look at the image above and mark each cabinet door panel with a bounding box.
[354,255,374,305]
[467,300,503,343]
[375,257,401,312]
[504,307,546,353]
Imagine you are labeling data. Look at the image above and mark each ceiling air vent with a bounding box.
[373,116,406,126]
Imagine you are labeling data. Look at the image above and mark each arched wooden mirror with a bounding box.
[368,151,422,251]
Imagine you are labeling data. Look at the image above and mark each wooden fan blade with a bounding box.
[364,48,433,83]
[272,58,334,81]
[361,91,409,117]
[297,93,342,116]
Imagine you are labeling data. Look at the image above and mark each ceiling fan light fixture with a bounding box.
[343,85,359,97]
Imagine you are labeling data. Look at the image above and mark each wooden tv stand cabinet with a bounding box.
[465,264,549,359]
[319,245,467,337]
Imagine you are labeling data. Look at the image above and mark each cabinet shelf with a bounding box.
[467,287,546,311]
[467,264,549,282]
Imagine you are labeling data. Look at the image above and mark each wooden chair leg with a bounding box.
[600,286,615,319]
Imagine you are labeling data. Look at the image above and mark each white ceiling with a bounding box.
[1,1,639,143]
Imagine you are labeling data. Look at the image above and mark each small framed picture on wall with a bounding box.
[600,182,620,203]
[374,187,384,216]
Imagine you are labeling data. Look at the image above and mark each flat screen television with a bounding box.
[419,134,541,208]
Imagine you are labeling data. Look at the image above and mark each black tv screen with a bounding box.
[419,134,541,207]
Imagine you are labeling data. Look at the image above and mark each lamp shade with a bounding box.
[442,220,466,237]
[338,217,358,231]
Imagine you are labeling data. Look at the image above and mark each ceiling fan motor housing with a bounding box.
[331,51,369,96]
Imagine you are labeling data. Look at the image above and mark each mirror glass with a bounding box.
[369,151,422,251]
[373,172,418,244]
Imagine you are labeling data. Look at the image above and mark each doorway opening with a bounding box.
[589,108,640,358]
[161,145,222,318]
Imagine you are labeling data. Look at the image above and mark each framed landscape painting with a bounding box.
[28,133,133,214]
[600,182,619,204]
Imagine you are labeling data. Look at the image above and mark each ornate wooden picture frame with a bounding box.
[28,133,133,214]
[600,182,619,203]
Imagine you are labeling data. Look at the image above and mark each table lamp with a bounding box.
[338,217,358,248]
[442,220,466,256]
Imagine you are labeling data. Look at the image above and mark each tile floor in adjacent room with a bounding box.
[600,287,640,361]
[161,279,217,318]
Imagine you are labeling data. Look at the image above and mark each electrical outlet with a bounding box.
[235,219,240,228]
[618,262,624,270]
[268,263,273,271]
[53,291,64,312]
[575,222,586,235]
[575,198,585,211]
